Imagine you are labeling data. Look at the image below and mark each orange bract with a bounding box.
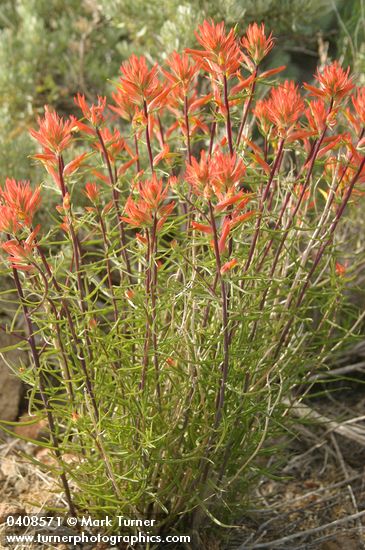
[2,226,39,272]
[211,152,246,195]
[185,150,213,198]
[0,205,20,235]
[121,175,174,230]
[1,179,41,227]
[74,94,106,127]
[305,99,332,135]
[84,182,100,203]
[163,51,198,95]
[259,80,304,138]
[304,61,354,104]
[352,87,365,126]
[110,88,137,122]
[118,55,164,108]
[29,106,76,154]
[187,19,242,78]
[241,23,274,66]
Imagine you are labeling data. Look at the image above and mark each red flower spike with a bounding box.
[163,51,198,95]
[136,232,148,245]
[60,216,69,234]
[1,179,41,226]
[2,225,40,272]
[305,99,332,135]
[153,144,171,167]
[83,183,100,204]
[259,66,286,79]
[211,152,246,195]
[230,73,256,97]
[29,106,76,154]
[74,94,106,127]
[93,127,128,164]
[187,19,242,79]
[218,218,231,253]
[125,289,135,300]
[215,192,245,212]
[74,120,96,136]
[304,61,354,104]
[0,205,21,235]
[185,150,213,198]
[91,170,109,185]
[63,193,71,211]
[352,87,365,126]
[262,80,304,138]
[230,210,256,228]
[110,88,137,122]
[121,175,174,230]
[117,156,138,177]
[241,23,274,66]
[253,99,272,135]
[118,55,165,109]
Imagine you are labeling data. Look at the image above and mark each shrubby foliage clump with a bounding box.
[0,18,364,545]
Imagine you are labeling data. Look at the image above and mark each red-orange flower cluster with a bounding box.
[2,226,39,272]
[187,20,242,78]
[29,106,76,154]
[163,51,198,95]
[74,94,106,127]
[241,23,274,67]
[1,179,41,227]
[257,80,304,138]
[304,61,353,104]
[117,55,167,111]
[121,175,175,230]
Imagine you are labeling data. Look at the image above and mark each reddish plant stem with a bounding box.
[208,105,219,156]
[140,229,152,391]
[37,244,99,421]
[150,215,161,406]
[157,114,165,145]
[274,154,365,359]
[192,202,231,509]
[10,263,76,516]
[58,157,94,359]
[143,100,154,171]
[184,95,192,165]
[236,66,258,148]
[249,125,336,341]
[208,201,230,427]
[97,209,119,323]
[95,127,132,279]
[223,75,233,156]
[43,292,75,402]
[253,122,331,313]
[139,220,161,404]
[244,138,285,273]
[134,133,141,173]
[254,133,325,274]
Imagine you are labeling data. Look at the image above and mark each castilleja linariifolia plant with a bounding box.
[1,19,364,542]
